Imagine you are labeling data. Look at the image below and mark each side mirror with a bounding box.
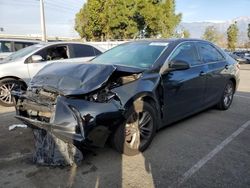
[31,55,43,63]
[169,60,190,71]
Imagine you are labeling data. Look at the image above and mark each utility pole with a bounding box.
[40,0,47,41]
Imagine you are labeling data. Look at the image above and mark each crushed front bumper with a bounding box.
[15,94,124,147]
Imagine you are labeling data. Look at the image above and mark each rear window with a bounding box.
[197,43,225,63]
[72,44,95,58]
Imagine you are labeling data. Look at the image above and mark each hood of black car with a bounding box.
[29,62,144,95]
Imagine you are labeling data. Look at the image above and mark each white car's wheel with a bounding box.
[0,78,26,107]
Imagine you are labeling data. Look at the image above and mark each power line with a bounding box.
[1,1,38,7]
[44,5,77,14]
[1,2,76,14]
[46,0,81,9]
[2,0,81,13]
[45,2,77,12]
[57,0,84,7]
[7,0,39,5]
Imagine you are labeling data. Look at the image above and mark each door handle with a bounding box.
[200,71,206,76]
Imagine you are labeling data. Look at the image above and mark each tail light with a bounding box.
[236,63,240,69]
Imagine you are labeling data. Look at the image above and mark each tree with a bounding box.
[183,29,190,38]
[134,0,162,38]
[159,0,182,38]
[75,0,181,41]
[227,22,238,50]
[75,0,106,41]
[102,0,138,40]
[202,26,219,43]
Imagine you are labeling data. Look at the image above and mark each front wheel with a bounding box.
[217,80,235,110]
[0,78,26,107]
[112,101,157,156]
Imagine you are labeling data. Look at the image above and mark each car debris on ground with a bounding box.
[8,124,27,131]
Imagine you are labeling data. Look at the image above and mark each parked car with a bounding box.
[244,53,250,63]
[0,42,104,106]
[233,51,246,58]
[14,39,240,156]
[0,39,39,60]
[227,52,247,64]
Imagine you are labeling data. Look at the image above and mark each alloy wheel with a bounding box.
[125,110,154,150]
[0,82,15,105]
[223,82,234,108]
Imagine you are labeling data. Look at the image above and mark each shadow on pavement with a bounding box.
[1,91,250,188]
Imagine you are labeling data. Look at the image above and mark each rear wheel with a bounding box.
[217,80,235,110]
[0,78,26,107]
[112,101,156,156]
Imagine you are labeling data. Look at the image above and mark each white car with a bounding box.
[0,39,39,60]
[0,42,105,106]
[244,53,250,63]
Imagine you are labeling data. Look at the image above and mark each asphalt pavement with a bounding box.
[0,65,249,188]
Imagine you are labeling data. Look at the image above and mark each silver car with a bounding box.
[0,42,104,106]
[0,39,39,60]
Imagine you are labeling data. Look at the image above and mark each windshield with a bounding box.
[91,42,168,68]
[5,44,45,61]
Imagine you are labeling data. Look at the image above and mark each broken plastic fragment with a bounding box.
[9,124,28,131]
[32,129,83,166]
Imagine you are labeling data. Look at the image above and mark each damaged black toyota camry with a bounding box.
[13,39,240,158]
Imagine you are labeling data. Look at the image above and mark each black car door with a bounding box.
[161,42,207,124]
[196,42,227,107]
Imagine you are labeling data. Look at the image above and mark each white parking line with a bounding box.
[235,94,250,100]
[169,120,250,188]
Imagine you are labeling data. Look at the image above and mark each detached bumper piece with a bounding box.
[15,116,83,166]
[32,129,83,166]
[14,92,85,166]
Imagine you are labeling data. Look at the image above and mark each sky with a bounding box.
[0,0,249,38]
[0,0,85,37]
[175,0,250,23]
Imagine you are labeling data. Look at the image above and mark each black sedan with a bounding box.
[14,39,240,158]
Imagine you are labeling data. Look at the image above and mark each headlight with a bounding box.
[86,73,141,103]
[119,73,141,85]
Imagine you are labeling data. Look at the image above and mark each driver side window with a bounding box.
[36,45,69,61]
[27,45,69,63]
[169,42,200,66]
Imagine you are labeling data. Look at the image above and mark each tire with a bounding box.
[0,78,26,107]
[112,101,157,156]
[217,80,235,110]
